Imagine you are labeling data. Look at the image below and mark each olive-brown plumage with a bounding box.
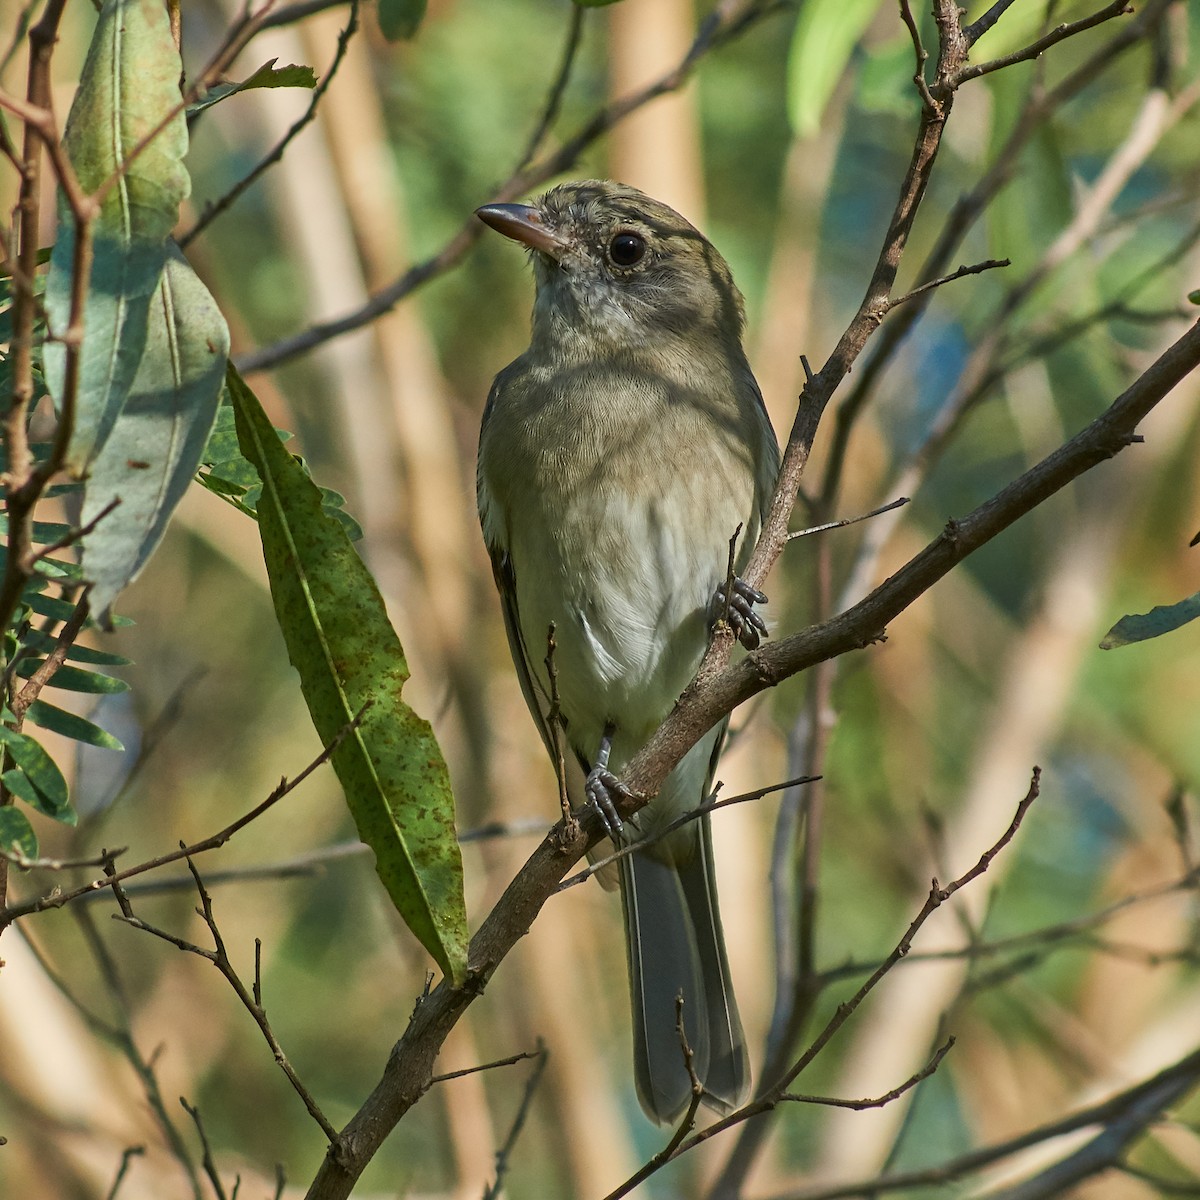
[476,180,778,1122]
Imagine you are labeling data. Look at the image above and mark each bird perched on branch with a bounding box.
[476,180,778,1123]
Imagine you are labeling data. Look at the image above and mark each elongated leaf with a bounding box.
[1101,591,1200,649]
[43,0,190,474]
[788,0,887,136]
[26,700,124,751]
[0,728,73,824]
[80,245,228,622]
[0,806,38,859]
[228,365,467,984]
[12,661,129,694]
[21,630,131,667]
[189,59,317,115]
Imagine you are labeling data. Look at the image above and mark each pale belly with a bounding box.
[507,479,744,771]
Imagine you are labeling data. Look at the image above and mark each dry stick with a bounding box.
[428,1045,543,1085]
[117,852,339,1142]
[601,774,1040,1200]
[0,705,368,928]
[238,0,785,374]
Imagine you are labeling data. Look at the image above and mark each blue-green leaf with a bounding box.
[80,244,228,622]
[43,0,190,475]
[1100,592,1200,649]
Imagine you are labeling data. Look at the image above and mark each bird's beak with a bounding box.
[475,203,567,259]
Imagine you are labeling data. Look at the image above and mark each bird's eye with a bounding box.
[609,232,646,267]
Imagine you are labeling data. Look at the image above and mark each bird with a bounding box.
[475,180,779,1123]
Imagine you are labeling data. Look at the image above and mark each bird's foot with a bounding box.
[711,576,768,651]
[585,766,630,839]
[586,726,631,839]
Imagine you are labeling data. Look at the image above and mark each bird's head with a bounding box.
[476,180,747,357]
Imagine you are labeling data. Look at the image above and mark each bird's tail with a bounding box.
[618,740,750,1123]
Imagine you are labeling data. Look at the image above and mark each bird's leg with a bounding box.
[710,577,769,651]
[586,724,630,838]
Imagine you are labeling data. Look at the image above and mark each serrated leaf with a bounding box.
[227,364,467,985]
[13,660,129,694]
[26,700,124,751]
[377,0,428,39]
[43,0,190,475]
[788,0,887,136]
[0,806,38,859]
[189,58,317,115]
[80,244,228,623]
[1100,591,1200,649]
[0,728,73,824]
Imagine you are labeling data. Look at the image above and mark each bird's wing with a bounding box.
[486,543,593,798]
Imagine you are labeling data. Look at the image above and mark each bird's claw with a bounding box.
[711,576,769,651]
[585,766,629,839]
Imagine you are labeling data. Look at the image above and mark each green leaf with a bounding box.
[21,630,131,667]
[1100,591,1200,649]
[79,243,229,623]
[0,806,38,859]
[198,402,360,538]
[377,0,428,39]
[227,364,468,985]
[26,700,124,751]
[788,0,887,136]
[12,660,129,694]
[43,0,190,475]
[1188,289,1200,305]
[0,728,73,824]
[189,59,318,115]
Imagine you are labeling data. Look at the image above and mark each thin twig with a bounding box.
[514,4,586,175]
[118,853,339,1142]
[180,1098,228,1200]
[782,1036,955,1110]
[103,1146,146,1200]
[180,0,360,247]
[1,705,369,927]
[481,1041,549,1200]
[886,257,1010,310]
[786,497,910,542]
[429,1046,543,1085]
[559,775,819,890]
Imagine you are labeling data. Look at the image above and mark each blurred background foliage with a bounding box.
[2,0,1199,1197]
